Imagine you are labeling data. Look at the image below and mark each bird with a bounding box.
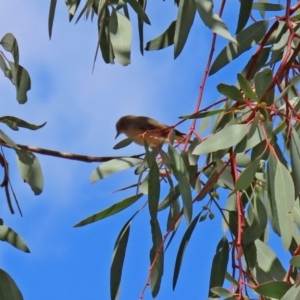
[115,115,188,147]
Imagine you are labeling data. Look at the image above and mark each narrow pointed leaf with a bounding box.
[0,116,46,131]
[236,0,253,34]
[0,226,30,253]
[0,129,18,149]
[110,220,131,300]
[281,283,300,300]
[180,109,224,119]
[74,194,142,227]
[124,0,150,24]
[148,160,160,220]
[168,145,193,224]
[90,158,143,183]
[113,138,133,149]
[210,20,269,75]
[196,0,236,44]
[150,219,163,298]
[193,124,250,155]
[0,269,23,300]
[48,0,57,38]
[254,68,274,105]
[252,3,285,11]
[255,281,292,298]
[174,0,196,58]
[208,237,229,296]
[145,21,176,51]
[173,213,200,289]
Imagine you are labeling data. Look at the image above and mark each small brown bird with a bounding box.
[115,115,187,147]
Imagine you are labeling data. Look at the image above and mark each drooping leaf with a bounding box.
[0,33,19,67]
[0,116,46,131]
[210,20,270,75]
[48,0,57,38]
[193,124,250,155]
[208,236,229,297]
[168,144,193,224]
[195,0,237,44]
[109,9,132,66]
[8,62,31,104]
[16,149,44,195]
[0,226,30,253]
[210,287,234,298]
[0,268,23,300]
[90,157,143,183]
[124,0,150,24]
[174,0,196,58]
[281,283,300,300]
[145,21,176,51]
[236,0,253,34]
[173,213,200,289]
[150,219,163,298]
[0,129,18,149]
[74,194,142,227]
[289,127,300,196]
[148,159,160,220]
[110,220,131,300]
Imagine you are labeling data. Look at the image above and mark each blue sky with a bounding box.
[0,1,293,300]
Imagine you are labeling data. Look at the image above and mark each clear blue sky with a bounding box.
[0,1,292,300]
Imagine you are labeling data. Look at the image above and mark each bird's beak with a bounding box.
[115,132,120,139]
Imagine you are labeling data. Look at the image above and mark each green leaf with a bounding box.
[255,239,286,280]
[235,157,260,191]
[168,145,193,224]
[0,116,46,131]
[173,213,200,289]
[48,0,57,38]
[255,281,292,298]
[180,109,224,119]
[9,62,31,104]
[235,0,253,34]
[0,226,30,253]
[281,283,300,300]
[90,157,143,183]
[16,149,44,195]
[124,0,150,24]
[275,76,300,103]
[0,268,23,300]
[269,152,295,250]
[145,21,176,51]
[174,0,196,58]
[252,3,285,11]
[73,194,142,227]
[210,287,234,297]
[110,220,131,300]
[290,255,300,268]
[195,0,237,44]
[208,237,229,296]
[209,20,270,75]
[254,68,274,105]
[0,33,19,66]
[217,83,244,102]
[109,9,132,66]
[193,124,250,155]
[0,129,18,149]
[148,160,160,220]
[113,138,133,149]
[237,73,257,100]
[150,219,163,298]
[290,128,300,196]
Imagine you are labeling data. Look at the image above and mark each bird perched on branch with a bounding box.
[115,115,188,147]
